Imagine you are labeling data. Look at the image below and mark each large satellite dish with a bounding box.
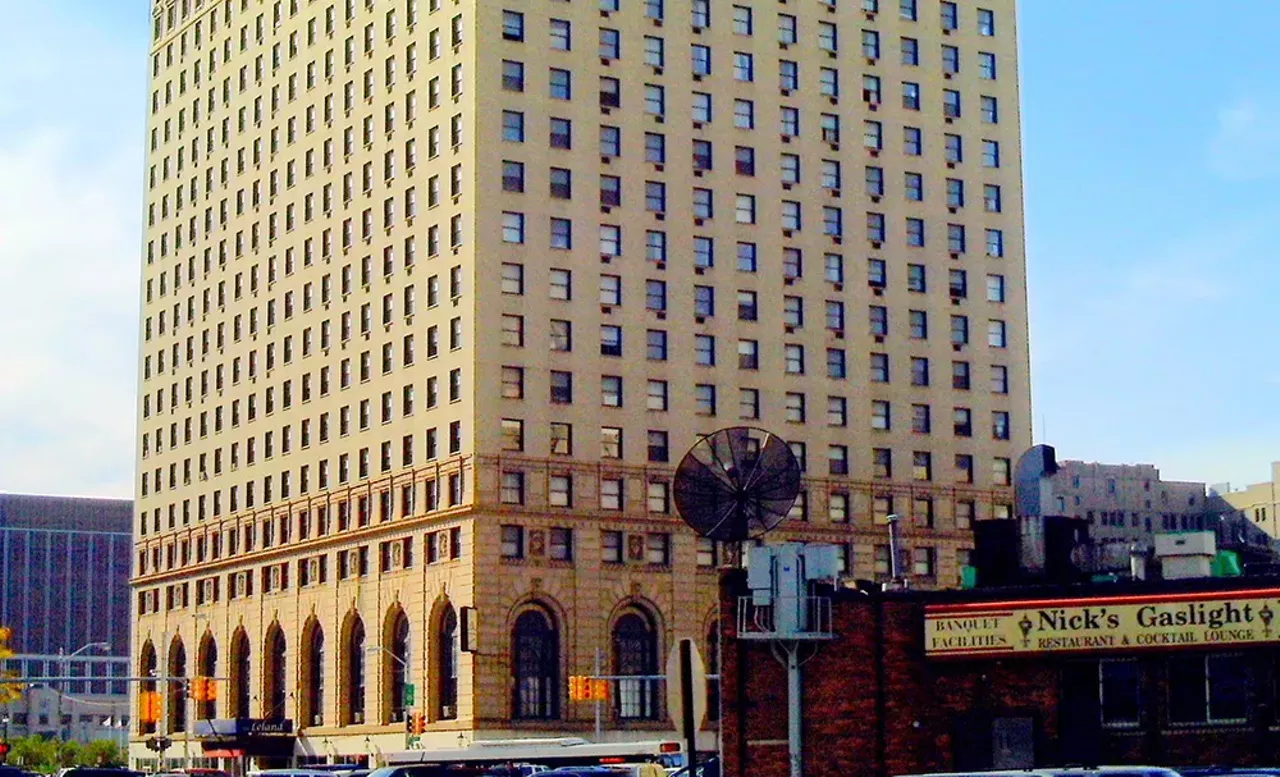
[673,427,801,542]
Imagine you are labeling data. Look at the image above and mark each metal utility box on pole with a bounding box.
[736,544,837,777]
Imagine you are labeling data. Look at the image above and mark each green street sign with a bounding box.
[404,683,416,706]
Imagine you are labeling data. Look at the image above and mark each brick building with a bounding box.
[719,571,1280,777]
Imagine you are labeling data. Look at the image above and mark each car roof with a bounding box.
[897,770,1180,777]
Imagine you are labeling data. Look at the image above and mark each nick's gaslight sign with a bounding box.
[925,589,1280,658]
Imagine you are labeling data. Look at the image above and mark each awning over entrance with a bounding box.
[195,719,296,758]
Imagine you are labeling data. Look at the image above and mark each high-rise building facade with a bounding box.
[135,0,1028,764]
[0,494,133,746]
[0,494,133,656]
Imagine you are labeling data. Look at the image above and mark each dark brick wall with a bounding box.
[720,573,1280,777]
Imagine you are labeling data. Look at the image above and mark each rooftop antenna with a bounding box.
[674,427,826,777]
[673,428,801,776]
[673,426,801,566]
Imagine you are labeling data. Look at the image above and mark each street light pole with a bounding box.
[58,643,111,743]
[364,645,411,733]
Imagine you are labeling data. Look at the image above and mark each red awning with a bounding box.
[203,749,245,758]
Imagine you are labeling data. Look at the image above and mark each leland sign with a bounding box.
[925,589,1280,658]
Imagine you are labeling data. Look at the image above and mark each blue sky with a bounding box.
[1,0,1278,497]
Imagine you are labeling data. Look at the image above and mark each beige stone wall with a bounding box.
[136,0,1027,760]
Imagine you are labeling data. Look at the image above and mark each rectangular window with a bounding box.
[987,229,1005,257]
[907,218,925,247]
[982,95,999,123]
[602,530,624,563]
[600,478,623,510]
[550,117,572,149]
[501,60,524,92]
[904,126,922,156]
[941,1,958,30]
[979,51,997,80]
[1168,654,1248,725]
[600,28,621,60]
[502,111,525,142]
[978,8,996,36]
[912,547,935,578]
[549,68,571,99]
[1099,659,1142,729]
[550,18,571,50]
[500,525,524,558]
[646,533,671,565]
[502,10,525,41]
[983,139,1001,168]
[905,172,923,201]
[901,36,918,65]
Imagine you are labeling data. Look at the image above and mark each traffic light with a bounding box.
[568,676,583,702]
[407,711,426,734]
[139,690,163,724]
[590,678,610,702]
[0,627,22,704]
[188,677,219,701]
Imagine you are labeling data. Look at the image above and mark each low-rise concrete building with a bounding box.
[1213,462,1280,539]
[1045,460,1209,547]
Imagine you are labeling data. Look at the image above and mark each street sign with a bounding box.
[664,638,707,737]
[404,683,416,706]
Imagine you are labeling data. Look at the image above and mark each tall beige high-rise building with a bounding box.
[134,0,1029,765]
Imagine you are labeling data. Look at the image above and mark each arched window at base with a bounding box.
[300,619,326,728]
[614,610,660,721]
[512,606,560,720]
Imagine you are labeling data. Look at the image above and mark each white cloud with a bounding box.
[0,0,143,498]
[1208,98,1280,180]
[0,134,141,498]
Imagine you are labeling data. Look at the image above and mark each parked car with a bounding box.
[898,769,1183,777]
[249,770,344,777]
[56,769,146,777]
[608,764,665,777]
[664,757,719,777]
[539,768,632,777]
[481,765,549,777]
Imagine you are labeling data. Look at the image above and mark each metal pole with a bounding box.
[183,678,191,771]
[593,648,602,738]
[679,640,698,777]
[886,515,902,589]
[58,649,65,742]
[786,643,802,777]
